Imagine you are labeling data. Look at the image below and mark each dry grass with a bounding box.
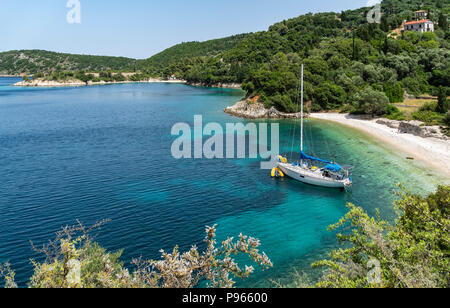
[394,98,437,117]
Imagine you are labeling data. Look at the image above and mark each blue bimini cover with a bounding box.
[325,164,342,172]
[300,151,332,164]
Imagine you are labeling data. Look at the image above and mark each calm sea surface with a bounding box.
[0,77,446,287]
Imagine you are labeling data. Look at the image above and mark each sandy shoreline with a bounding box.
[310,113,450,178]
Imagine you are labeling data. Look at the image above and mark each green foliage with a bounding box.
[384,104,406,120]
[402,76,430,97]
[438,12,448,30]
[412,110,445,125]
[0,50,136,75]
[312,82,346,110]
[74,71,92,83]
[2,222,271,288]
[411,101,447,125]
[140,34,250,73]
[350,87,390,115]
[444,111,450,126]
[313,185,450,288]
[384,82,404,103]
[437,86,449,113]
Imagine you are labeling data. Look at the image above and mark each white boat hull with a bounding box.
[278,163,348,188]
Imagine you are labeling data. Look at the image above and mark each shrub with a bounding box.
[1,222,272,288]
[312,82,346,110]
[384,82,404,103]
[444,111,450,126]
[419,102,438,112]
[384,104,406,120]
[412,110,444,125]
[350,87,390,115]
[437,87,449,114]
[313,185,450,288]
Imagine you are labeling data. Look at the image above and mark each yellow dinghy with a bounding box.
[271,167,284,178]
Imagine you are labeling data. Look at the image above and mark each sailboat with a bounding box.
[274,64,353,189]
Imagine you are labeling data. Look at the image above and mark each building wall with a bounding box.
[404,21,434,33]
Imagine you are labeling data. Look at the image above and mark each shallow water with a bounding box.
[0,78,446,287]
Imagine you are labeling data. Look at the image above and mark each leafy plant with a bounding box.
[313,185,450,288]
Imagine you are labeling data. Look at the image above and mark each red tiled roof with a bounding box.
[405,19,431,25]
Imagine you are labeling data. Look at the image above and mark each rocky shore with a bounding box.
[188,82,242,89]
[376,118,448,141]
[224,99,301,119]
[13,78,187,87]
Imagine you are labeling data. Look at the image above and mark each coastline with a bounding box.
[310,113,450,178]
[12,78,187,87]
[187,82,242,89]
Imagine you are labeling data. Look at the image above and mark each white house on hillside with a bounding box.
[414,10,428,20]
[404,19,434,33]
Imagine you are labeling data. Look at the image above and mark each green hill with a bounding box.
[139,33,251,73]
[0,50,137,75]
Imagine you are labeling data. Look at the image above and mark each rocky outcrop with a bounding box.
[376,119,401,129]
[224,99,301,119]
[376,119,448,140]
[398,121,446,139]
[188,82,242,89]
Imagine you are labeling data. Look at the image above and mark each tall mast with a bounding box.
[300,64,304,153]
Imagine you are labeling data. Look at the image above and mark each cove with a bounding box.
[0,78,445,287]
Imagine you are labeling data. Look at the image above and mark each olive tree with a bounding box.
[350,86,390,115]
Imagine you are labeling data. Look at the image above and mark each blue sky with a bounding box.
[0,0,372,59]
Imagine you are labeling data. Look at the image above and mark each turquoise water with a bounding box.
[0,77,446,287]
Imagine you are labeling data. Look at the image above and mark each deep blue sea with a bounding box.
[0,77,446,287]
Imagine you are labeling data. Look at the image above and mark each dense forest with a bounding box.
[138,34,251,75]
[0,50,137,75]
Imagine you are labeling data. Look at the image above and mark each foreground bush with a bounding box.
[313,185,449,288]
[1,224,272,288]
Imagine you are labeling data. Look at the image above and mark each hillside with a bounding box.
[0,33,251,77]
[138,33,251,73]
[141,0,448,125]
[0,50,137,75]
